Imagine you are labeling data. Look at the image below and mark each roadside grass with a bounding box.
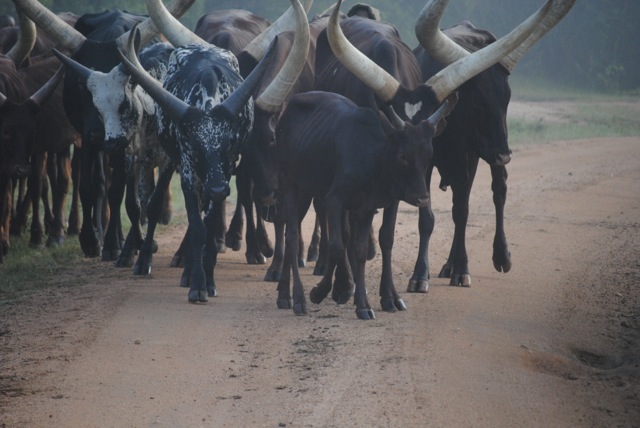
[0,173,193,301]
[0,236,85,301]
[509,79,640,145]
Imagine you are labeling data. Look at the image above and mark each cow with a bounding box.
[409,0,576,290]
[0,55,26,263]
[304,0,552,314]
[11,0,194,260]
[116,0,306,303]
[194,3,311,265]
[52,40,176,270]
[276,91,455,320]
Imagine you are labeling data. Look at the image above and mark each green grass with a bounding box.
[507,79,640,145]
[0,235,85,300]
[508,102,640,145]
[0,172,238,299]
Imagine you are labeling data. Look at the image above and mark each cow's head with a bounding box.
[118,30,279,203]
[414,0,576,165]
[53,41,173,155]
[379,96,457,207]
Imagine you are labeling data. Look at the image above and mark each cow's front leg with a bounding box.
[117,157,143,268]
[203,203,220,297]
[102,152,126,261]
[378,203,406,310]
[440,159,478,287]
[182,190,207,303]
[408,166,435,293]
[490,164,512,273]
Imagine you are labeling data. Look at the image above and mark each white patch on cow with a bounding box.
[404,101,422,121]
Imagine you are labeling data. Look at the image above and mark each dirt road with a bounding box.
[1,103,639,427]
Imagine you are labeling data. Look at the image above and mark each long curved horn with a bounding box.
[426,0,553,103]
[501,0,576,72]
[117,35,201,124]
[28,66,64,108]
[219,37,279,118]
[415,0,471,65]
[326,0,400,103]
[242,0,313,62]
[6,9,36,66]
[116,0,196,50]
[11,0,86,54]
[52,49,92,85]
[254,0,310,113]
[144,0,208,47]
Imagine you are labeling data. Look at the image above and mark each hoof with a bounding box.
[356,308,375,320]
[277,297,292,309]
[263,267,281,282]
[298,258,306,268]
[312,263,325,276]
[133,260,152,275]
[493,258,512,273]
[309,286,329,304]
[115,253,134,268]
[450,274,471,287]
[331,289,352,305]
[407,279,429,293]
[216,240,227,254]
[246,253,267,265]
[188,289,207,303]
[293,301,307,315]
[306,247,318,263]
[225,234,242,252]
[169,253,184,268]
[381,298,406,312]
[46,235,64,248]
[438,263,453,278]
[101,248,119,262]
[151,240,158,254]
[207,286,217,297]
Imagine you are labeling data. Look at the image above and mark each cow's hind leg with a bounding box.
[491,165,512,273]
[349,212,376,320]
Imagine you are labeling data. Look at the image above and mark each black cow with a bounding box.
[408,0,575,290]
[12,0,194,260]
[117,0,297,302]
[194,3,311,265]
[276,91,455,319]
[1,57,79,249]
[308,0,552,311]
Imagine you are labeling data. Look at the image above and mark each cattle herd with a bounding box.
[0,0,575,319]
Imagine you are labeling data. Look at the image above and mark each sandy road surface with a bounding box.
[1,104,639,427]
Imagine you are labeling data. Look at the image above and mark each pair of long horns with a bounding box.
[327,0,563,104]
[416,0,576,72]
[144,0,311,113]
[10,0,195,55]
